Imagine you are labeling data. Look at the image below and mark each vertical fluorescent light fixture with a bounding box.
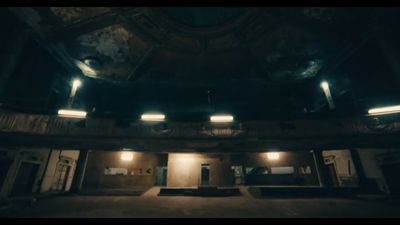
[267,152,280,161]
[72,79,81,89]
[70,79,81,98]
[368,105,400,116]
[121,152,133,161]
[210,114,234,123]
[320,81,335,110]
[141,113,166,122]
[67,78,82,108]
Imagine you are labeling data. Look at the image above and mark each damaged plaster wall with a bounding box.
[82,151,166,190]
[167,153,235,187]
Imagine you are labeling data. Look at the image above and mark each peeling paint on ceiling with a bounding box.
[50,7,110,24]
[77,25,133,63]
[50,7,83,23]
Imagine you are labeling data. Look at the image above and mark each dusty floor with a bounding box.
[0,187,399,218]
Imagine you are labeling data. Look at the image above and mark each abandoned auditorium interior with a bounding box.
[0,6,400,218]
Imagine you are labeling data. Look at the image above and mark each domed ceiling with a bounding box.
[7,7,393,119]
[10,7,372,85]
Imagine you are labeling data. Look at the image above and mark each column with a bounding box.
[312,149,333,188]
[70,149,89,193]
[349,148,368,191]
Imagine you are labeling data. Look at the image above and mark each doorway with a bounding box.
[11,162,40,196]
[156,166,167,186]
[200,164,210,186]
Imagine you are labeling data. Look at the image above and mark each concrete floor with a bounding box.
[0,187,399,218]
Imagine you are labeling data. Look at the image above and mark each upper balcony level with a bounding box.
[1,110,400,152]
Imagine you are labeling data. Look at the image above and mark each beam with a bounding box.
[234,32,269,79]
[70,149,89,193]
[127,45,159,81]
[1,130,400,152]
[0,25,29,98]
[8,7,80,74]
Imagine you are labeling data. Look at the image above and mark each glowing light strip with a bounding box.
[210,115,234,123]
[368,105,400,116]
[57,109,87,118]
[141,113,165,121]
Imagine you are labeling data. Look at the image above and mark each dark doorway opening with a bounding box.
[0,157,13,188]
[156,166,167,186]
[201,164,210,186]
[381,163,400,194]
[11,162,39,196]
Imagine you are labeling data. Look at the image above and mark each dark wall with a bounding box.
[243,151,320,186]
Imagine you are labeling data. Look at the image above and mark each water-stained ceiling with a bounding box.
[10,7,373,83]
[3,7,400,119]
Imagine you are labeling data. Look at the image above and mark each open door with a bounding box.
[201,164,210,186]
[156,166,167,186]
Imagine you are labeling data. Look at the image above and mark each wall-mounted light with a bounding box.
[267,152,280,161]
[320,81,335,110]
[141,113,166,122]
[57,109,87,118]
[72,79,81,89]
[368,105,400,116]
[210,114,234,123]
[67,78,83,108]
[121,152,133,161]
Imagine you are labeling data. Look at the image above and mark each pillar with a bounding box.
[312,149,333,188]
[349,148,369,191]
[70,149,89,193]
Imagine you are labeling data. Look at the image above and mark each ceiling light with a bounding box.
[141,113,166,122]
[57,109,87,118]
[210,114,234,123]
[121,152,133,161]
[368,105,400,116]
[267,152,280,161]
